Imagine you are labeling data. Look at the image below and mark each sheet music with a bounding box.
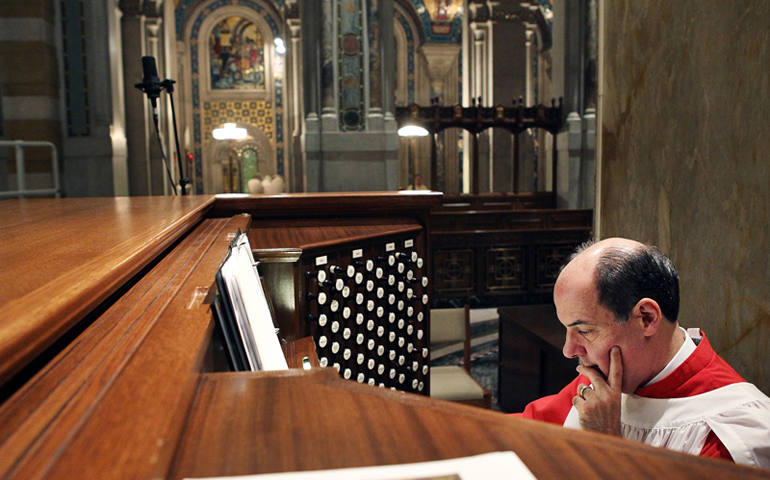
[218,232,288,371]
[185,451,536,480]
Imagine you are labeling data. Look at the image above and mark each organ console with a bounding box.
[0,194,762,480]
[239,197,433,394]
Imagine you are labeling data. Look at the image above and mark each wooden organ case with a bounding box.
[212,192,440,393]
[1,195,765,480]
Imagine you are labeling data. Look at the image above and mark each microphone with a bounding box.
[133,55,190,195]
[135,56,162,108]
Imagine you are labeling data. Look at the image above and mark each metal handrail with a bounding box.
[0,140,60,198]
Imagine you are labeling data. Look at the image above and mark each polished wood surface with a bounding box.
[498,305,578,413]
[248,218,422,252]
[499,304,568,350]
[0,213,242,479]
[0,196,214,386]
[171,368,770,480]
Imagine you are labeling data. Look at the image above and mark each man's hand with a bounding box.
[573,346,623,436]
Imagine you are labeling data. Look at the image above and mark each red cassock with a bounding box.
[514,331,770,468]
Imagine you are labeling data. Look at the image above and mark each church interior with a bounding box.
[0,0,769,478]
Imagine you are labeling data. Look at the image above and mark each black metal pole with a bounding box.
[162,79,189,195]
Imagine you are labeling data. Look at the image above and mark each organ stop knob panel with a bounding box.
[303,237,430,394]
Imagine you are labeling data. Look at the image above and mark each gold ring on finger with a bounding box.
[578,384,589,399]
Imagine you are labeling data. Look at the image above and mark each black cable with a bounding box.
[164,81,189,195]
[151,107,178,195]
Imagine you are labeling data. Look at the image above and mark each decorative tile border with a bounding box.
[338,0,365,131]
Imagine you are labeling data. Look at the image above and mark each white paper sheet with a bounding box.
[185,451,537,480]
[220,233,288,371]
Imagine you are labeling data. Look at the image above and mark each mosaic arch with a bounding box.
[175,0,284,36]
[185,0,284,194]
[408,0,462,43]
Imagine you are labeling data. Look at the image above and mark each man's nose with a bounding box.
[563,330,585,359]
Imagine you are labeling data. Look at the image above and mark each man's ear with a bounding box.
[634,298,663,337]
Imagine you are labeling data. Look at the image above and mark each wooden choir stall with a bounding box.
[0,193,768,480]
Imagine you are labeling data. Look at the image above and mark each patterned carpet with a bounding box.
[431,314,501,411]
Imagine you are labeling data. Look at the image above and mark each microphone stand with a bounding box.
[160,79,189,195]
[135,75,190,195]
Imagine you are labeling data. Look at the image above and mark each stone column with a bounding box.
[300,0,321,191]
[421,43,461,192]
[471,25,490,192]
[303,0,399,192]
[524,27,535,106]
[379,0,395,116]
[108,0,129,196]
[120,0,152,196]
[288,18,304,191]
[367,0,382,118]
[320,0,335,121]
[145,17,165,195]
[581,107,596,209]
[473,28,485,103]
[300,0,321,117]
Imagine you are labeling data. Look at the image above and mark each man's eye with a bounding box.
[578,330,589,336]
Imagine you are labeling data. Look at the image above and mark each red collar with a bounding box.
[634,331,745,399]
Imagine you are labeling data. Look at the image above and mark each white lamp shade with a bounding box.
[213,123,248,140]
[274,38,286,54]
[398,125,429,137]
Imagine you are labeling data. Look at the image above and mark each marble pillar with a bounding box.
[120,1,153,196]
[599,0,770,394]
[288,19,304,191]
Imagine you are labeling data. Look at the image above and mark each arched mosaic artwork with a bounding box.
[186,0,284,193]
[209,17,266,90]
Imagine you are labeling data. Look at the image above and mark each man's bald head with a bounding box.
[557,238,680,323]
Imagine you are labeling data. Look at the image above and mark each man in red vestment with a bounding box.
[515,238,770,468]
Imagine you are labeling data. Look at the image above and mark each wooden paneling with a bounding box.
[248,218,422,253]
[431,209,592,304]
[431,209,593,233]
[209,191,442,220]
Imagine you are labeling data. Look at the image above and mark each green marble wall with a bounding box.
[600,0,770,393]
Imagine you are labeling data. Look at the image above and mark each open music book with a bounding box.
[214,230,288,371]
